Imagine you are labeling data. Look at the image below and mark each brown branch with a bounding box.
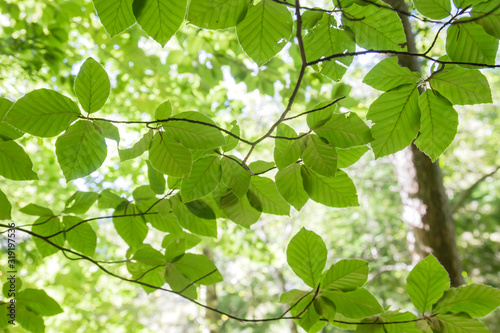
[283,97,345,121]
[178,269,218,294]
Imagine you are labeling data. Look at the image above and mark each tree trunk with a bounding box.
[384,0,465,286]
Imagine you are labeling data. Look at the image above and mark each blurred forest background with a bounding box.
[0,0,499,332]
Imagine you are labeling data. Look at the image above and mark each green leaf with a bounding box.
[32,216,65,257]
[430,313,490,333]
[132,244,166,266]
[0,97,23,140]
[118,130,154,161]
[64,191,99,214]
[249,160,275,174]
[0,140,38,181]
[148,132,192,177]
[367,84,420,158]
[165,265,197,299]
[113,202,148,249]
[5,89,80,137]
[146,160,166,195]
[55,120,107,181]
[174,253,223,285]
[16,305,45,333]
[181,156,221,202]
[301,167,359,208]
[279,289,310,304]
[163,111,226,149]
[273,123,305,170]
[290,294,322,332]
[471,1,500,39]
[303,14,356,81]
[155,100,172,120]
[414,91,458,162]
[92,0,136,37]
[302,9,324,29]
[314,296,337,322]
[220,190,261,228]
[0,188,11,220]
[17,288,63,316]
[247,176,290,215]
[323,288,383,319]
[185,199,216,220]
[287,227,327,288]
[363,57,421,91]
[94,120,120,145]
[366,311,422,333]
[222,120,240,152]
[20,204,53,216]
[98,189,126,209]
[63,215,97,257]
[322,259,369,292]
[446,20,499,67]
[236,0,292,66]
[337,146,369,169]
[414,0,451,19]
[343,3,407,51]
[453,0,488,9]
[172,199,217,237]
[221,156,251,198]
[314,112,373,148]
[127,261,164,294]
[406,254,450,313]
[74,57,110,113]
[2,278,22,299]
[302,134,338,177]
[188,0,248,30]
[275,163,309,211]
[133,0,187,47]
[430,66,492,105]
[306,100,338,130]
[162,232,201,262]
[433,284,500,317]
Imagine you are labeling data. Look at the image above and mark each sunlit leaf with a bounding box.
[181,156,221,202]
[148,132,192,178]
[188,0,248,30]
[433,284,500,317]
[0,140,38,181]
[75,57,110,113]
[63,215,97,257]
[275,163,309,211]
[93,0,136,37]
[363,56,421,91]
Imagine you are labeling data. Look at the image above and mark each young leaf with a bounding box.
[303,14,356,81]
[221,156,251,198]
[163,111,226,149]
[165,265,197,299]
[430,313,489,333]
[98,189,127,209]
[155,100,172,120]
[314,296,337,323]
[64,191,100,214]
[343,3,406,51]
[236,0,292,66]
[185,199,216,220]
[16,305,45,333]
[290,295,322,332]
[17,288,63,316]
[471,1,500,39]
[146,160,166,195]
[0,140,38,180]
[92,0,136,37]
[127,261,164,294]
[322,259,369,292]
[314,112,373,148]
[0,97,23,141]
[220,190,261,228]
[20,204,53,217]
[188,0,248,30]
[133,0,187,47]
[247,176,290,216]
[94,120,120,145]
[0,188,12,220]
[363,56,421,91]
[306,100,338,130]
[279,289,311,304]
[286,227,327,288]
[302,134,338,177]
[433,284,500,317]
[414,0,451,20]
[367,84,420,158]
[222,120,240,152]
[63,215,97,257]
[273,123,304,170]
[301,167,359,208]
[275,163,309,211]
[132,244,166,266]
[172,200,217,237]
[337,146,369,169]
[415,91,458,162]
[446,20,499,67]
[5,89,80,137]
[322,288,383,319]
[75,57,110,113]
[148,132,192,178]
[32,216,65,258]
[174,253,223,285]
[55,120,107,181]
[430,66,492,105]
[406,254,450,313]
[181,156,221,202]
[113,202,148,249]
[118,130,154,161]
[249,160,275,174]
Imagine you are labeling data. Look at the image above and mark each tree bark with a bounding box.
[383,0,465,286]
